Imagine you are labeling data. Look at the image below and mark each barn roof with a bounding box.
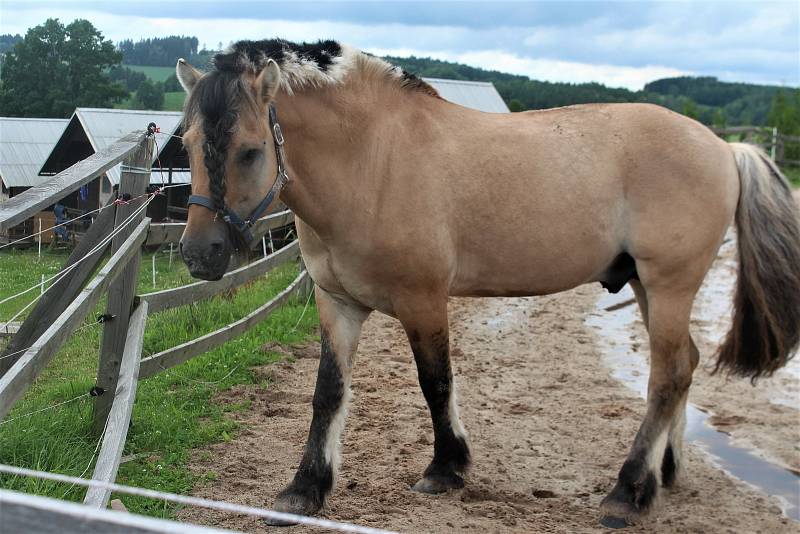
[422,78,510,113]
[39,108,190,185]
[0,117,69,188]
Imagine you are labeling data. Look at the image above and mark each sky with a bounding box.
[0,1,798,90]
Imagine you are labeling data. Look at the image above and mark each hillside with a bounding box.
[387,56,785,126]
[120,51,787,126]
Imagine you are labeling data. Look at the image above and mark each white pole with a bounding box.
[268,228,274,253]
[37,218,42,260]
[40,274,45,295]
[169,243,174,268]
[771,126,778,161]
[152,255,156,287]
[262,236,267,258]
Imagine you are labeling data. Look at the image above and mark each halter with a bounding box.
[187,104,290,244]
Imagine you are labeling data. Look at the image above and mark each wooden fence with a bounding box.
[711,126,800,167]
[0,128,310,525]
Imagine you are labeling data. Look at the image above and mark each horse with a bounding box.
[174,39,800,526]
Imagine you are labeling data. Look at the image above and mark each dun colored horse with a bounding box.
[176,39,800,525]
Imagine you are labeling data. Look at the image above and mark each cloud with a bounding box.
[0,1,797,89]
[369,47,687,89]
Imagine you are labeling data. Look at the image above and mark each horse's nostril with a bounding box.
[209,240,224,256]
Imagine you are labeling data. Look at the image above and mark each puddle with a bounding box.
[587,285,800,521]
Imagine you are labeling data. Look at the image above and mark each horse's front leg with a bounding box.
[397,295,471,493]
[269,286,369,523]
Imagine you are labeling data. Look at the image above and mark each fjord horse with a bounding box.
[176,39,800,525]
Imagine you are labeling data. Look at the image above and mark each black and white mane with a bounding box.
[210,38,438,95]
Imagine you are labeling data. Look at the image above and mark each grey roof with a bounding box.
[0,117,69,188]
[423,78,509,113]
[70,108,187,184]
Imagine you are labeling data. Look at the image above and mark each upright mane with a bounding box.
[208,38,439,96]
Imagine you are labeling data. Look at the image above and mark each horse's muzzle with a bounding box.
[180,236,231,281]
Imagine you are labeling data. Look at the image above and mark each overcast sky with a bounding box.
[1,1,798,90]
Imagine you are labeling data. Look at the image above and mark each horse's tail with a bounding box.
[715,143,800,381]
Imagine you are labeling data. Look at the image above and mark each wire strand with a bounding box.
[0,464,397,534]
[0,195,155,312]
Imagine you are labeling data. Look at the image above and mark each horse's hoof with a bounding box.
[263,490,323,527]
[412,472,464,494]
[599,515,630,529]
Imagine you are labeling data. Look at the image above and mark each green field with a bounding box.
[124,64,176,83]
[163,91,186,111]
[0,246,318,517]
[785,167,800,188]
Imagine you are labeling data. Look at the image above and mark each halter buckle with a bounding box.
[273,123,285,146]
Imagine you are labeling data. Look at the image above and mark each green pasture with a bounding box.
[0,246,318,517]
[163,91,186,111]
[123,65,176,83]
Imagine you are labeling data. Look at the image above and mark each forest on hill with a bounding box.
[387,56,784,126]
[1,29,797,131]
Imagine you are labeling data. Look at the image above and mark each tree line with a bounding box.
[388,56,788,127]
[0,21,797,137]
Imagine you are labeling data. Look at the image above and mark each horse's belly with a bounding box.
[449,230,618,297]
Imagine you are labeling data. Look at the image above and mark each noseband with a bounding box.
[187,104,290,244]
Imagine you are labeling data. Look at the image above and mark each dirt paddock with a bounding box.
[178,193,800,533]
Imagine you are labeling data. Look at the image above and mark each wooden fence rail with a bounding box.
[711,126,800,167]
[145,209,295,247]
[140,240,300,313]
[0,489,235,534]
[139,270,309,379]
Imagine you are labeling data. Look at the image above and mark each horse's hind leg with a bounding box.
[269,286,369,524]
[627,279,698,489]
[396,295,471,493]
[601,281,700,523]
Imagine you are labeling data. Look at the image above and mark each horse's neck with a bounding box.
[275,83,398,239]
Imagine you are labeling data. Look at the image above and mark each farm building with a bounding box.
[39,108,190,221]
[0,117,70,244]
[423,78,510,113]
[0,117,70,203]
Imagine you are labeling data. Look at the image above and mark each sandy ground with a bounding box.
[175,191,800,533]
[177,291,795,533]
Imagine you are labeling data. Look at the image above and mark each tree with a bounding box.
[768,89,800,135]
[682,98,698,120]
[508,99,524,112]
[136,79,164,110]
[0,18,127,117]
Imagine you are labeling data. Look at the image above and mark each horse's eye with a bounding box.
[239,148,262,165]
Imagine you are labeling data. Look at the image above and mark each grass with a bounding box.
[784,167,800,188]
[0,246,318,517]
[163,92,186,112]
[124,65,176,83]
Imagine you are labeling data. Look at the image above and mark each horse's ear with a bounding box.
[176,58,202,93]
[256,59,281,103]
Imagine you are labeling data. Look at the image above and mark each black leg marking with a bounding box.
[601,455,658,523]
[661,443,677,488]
[268,329,343,525]
[409,329,470,494]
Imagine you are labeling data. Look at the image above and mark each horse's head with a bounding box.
[176,56,285,280]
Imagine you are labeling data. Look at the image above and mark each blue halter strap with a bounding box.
[187,104,290,244]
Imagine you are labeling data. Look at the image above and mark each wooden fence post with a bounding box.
[93,133,153,435]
